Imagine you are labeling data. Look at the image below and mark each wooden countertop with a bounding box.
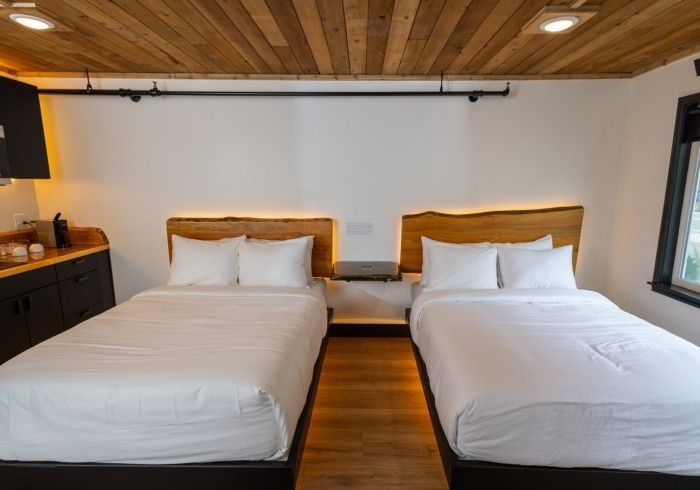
[0,244,110,279]
[0,226,110,279]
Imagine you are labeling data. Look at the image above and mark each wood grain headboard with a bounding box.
[166,217,334,277]
[400,206,584,272]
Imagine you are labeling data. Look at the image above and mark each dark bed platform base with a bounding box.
[410,340,699,490]
[0,336,329,490]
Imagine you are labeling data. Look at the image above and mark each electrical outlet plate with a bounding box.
[346,221,373,236]
[13,213,29,229]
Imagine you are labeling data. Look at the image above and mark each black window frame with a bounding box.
[651,91,700,308]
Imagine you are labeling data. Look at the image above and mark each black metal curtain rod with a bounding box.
[37,80,510,103]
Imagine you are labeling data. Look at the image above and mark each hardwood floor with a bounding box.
[297,337,447,489]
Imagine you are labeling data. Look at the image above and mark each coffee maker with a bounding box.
[35,213,72,249]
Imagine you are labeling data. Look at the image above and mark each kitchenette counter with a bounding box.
[0,225,115,364]
[0,226,110,279]
[0,243,110,279]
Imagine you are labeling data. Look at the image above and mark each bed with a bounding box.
[0,216,334,490]
[402,206,700,489]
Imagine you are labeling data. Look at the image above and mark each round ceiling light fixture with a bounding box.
[539,16,579,33]
[9,13,55,30]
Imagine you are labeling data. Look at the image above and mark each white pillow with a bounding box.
[238,238,308,287]
[167,234,245,286]
[493,234,552,253]
[420,235,552,285]
[498,245,576,289]
[420,237,490,285]
[424,245,498,291]
[247,236,314,284]
[494,235,553,286]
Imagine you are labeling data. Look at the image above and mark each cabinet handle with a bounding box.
[80,308,93,318]
[76,275,89,284]
[13,299,22,315]
[22,296,31,311]
[73,258,86,265]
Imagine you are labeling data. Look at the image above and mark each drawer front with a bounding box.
[0,266,56,302]
[59,270,102,317]
[55,253,99,281]
[63,301,105,329]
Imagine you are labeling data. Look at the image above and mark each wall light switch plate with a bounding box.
[346,222,373,236]
[14,213,29,229]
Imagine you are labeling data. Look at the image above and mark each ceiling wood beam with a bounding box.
[365,0,393,74]
[79,0,214,71]
[428,0,498,75]
[0,0,696,79]
[459,0,548,75]
[0,17,117,71]
[317,0,351,74]
[240,0,302,73]
[292,0,334,74]
[382,0,419,74]
[396,0,445,74]
[265,0,319,74]
[524,0,671,74]
[541,0,684,74]
[414,0,472,74]
[18,71,633,80]
[620,26,700,74]
[562,0,698,74]
[49,0,178,73]
[214,0,287,73]
[446,0,522,74]
[344,0,368,75]
[191,0,273,73]
[631,42,700,77]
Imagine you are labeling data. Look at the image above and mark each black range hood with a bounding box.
[0,76,50,179]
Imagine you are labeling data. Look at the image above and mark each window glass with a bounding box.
[674,140,700,292]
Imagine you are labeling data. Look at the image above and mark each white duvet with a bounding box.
[0,285,327,464]
[411,288,700,476]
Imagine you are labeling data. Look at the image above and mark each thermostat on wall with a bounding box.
[346,222,373,236]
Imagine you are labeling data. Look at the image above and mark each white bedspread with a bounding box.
[411,289,700,475]
[0,285,327,464]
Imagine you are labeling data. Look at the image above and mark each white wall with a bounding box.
[607,55,700,344]
[26,76,628,321]
[0,179,39,230]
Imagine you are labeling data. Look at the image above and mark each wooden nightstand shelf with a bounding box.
[330,261,402,282]
[327,262,408,337]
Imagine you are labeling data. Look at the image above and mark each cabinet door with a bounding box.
[0,297,30,364]
[0,76,50,178]
[24,284,64,345]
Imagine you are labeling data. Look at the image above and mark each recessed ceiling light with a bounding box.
[9,13,54,30]
[539,16,579,33]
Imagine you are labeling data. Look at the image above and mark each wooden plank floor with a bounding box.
[297,337,447,489]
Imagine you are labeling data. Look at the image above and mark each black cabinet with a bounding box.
[0,125,10,181]
[24,284,64,345]
[0,297,31,365]
[0,250,115,364]
[0,76,50,179]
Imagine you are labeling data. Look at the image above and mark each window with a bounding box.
[653,92,700,307]
[673,140,700,293]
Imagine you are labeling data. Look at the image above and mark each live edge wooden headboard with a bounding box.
[166,217,334,277]
[400,206,584,273]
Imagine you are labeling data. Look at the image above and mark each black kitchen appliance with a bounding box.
[36,213,72,249]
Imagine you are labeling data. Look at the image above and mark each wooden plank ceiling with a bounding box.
[0,0,698,79]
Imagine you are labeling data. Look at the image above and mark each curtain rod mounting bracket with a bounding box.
[84,67,93,93]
